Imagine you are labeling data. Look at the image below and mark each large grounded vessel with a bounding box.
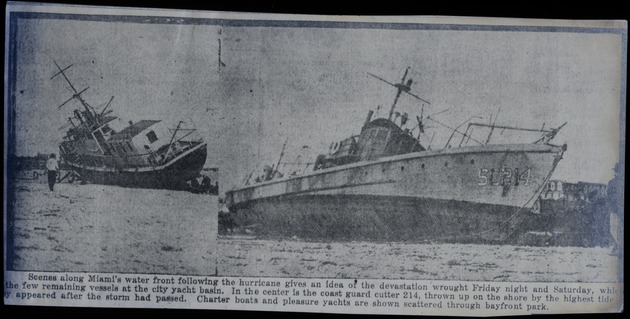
[225,68,567,243]
[53,61,208,191]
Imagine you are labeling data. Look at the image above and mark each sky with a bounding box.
[7,10,625,189]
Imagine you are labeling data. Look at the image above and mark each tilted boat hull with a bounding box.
[231,195,531,243]
[65,143,208,190]
[226,143,565,243]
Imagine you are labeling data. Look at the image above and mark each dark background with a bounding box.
[4,0,630,18]
[3,1,626,318]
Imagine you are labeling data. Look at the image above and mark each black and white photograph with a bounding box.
[5,4,220,276]
[210,16,624,284]
[4,2,625,316]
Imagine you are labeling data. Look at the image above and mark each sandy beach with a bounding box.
[8,179,217,275]
[217,236,620,282]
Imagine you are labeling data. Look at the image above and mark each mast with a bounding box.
[273,137,289,177]
[52,61,112,154]
[388,67,409,121]
[367,67,430,121]
[217,27,226,73]
[51,61,95,122]
[99,96,115,116]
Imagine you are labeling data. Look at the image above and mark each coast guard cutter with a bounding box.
[225,67,567,243]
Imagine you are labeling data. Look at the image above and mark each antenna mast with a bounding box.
[274,137,289,177]
[367,67,430,121]
[51,61,94,117]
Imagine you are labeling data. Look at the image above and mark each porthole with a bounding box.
[421,163,425,169]
[470,159,475,165]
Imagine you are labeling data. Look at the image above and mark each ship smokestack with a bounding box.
[365,110,374,126]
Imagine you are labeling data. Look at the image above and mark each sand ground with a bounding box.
[6,179,620,282]
[216,237,620,282]
[8,179,217,275]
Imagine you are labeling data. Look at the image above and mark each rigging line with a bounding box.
[427,116,485,146]
[418,150,563,244]
[471,152,562,239]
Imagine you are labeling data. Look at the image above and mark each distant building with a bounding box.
[526,180,613,247]
[539,180,607,202]
[539,180,565,200]
[531,180,607,215]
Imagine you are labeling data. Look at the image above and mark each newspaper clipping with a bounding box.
[4,2,625,316]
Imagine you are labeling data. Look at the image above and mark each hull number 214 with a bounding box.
[478,167,531,186]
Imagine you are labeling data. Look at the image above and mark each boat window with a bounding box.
[146,130,158,143]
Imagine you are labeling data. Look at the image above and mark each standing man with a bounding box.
[46,153,59,191]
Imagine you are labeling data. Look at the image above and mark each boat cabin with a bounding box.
[60,115,190,169]
[106,120,165,165]
[314,117,425,170]
[358,118,425,160]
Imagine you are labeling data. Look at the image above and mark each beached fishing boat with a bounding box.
[225,67,567,243]
[53,61,208,191]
